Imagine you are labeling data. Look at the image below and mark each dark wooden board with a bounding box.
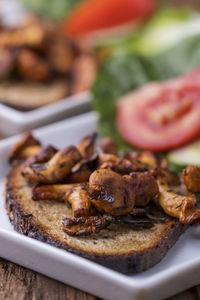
[0,258,97,300]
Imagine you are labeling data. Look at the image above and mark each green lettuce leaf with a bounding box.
[92,34,200,150]
[97,7,200,57]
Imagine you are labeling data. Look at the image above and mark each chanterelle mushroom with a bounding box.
[88,169,135,216]
[157,182,200,224]
[14,131,200,238]
[99,136,118,155]
[98,153,142,174]
[77,133,96,159]
[138,151,169,169]
[129,172,159,207]
[65,186,91,217]
[21,145,81,183]
[63,216,110,236]
[24,145,57,167]
[9,132,41,163]
[32,184,80,201]
[182,165,200,193]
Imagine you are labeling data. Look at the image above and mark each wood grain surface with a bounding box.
[1,0,200,299]
[0,256,200,300]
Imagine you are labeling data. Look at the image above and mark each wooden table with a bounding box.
[1,0,200,299]
[0,257,200,300]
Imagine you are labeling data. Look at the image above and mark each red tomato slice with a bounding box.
[62,0,155,37]
[116,70,200,151]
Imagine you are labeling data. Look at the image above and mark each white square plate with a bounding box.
[0,92,91,136]
[0,112,200,300]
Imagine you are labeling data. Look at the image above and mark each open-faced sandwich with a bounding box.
[5,132,200,274]
[0,15,97,110]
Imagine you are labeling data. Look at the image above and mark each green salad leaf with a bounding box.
[22,0,83,20]
[92,33,200,150]
[97,7,200,57]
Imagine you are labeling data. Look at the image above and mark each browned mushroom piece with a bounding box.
[63,215,110,236]
[99,137,118,155]
[123,151,150,171]
[20,14,56,35]
[48,37,75,75]
[149,168,181,186]
[17,49,51,82]
[157,181,200,224]
[98,153,143,175]
[0,24,46,48]
[21,145,81,184]
[77,133,96,159]
[20,14,43,27]
[67,154,98,183]
[19,145,42,160]
[32,183,90,217]
[67,168,92,183]
[24,145,57,166]
[9,132,41,164]
[65,186,91,217]
[98,153,118,165]
[129,172,159,207]
[88,169,135,216]
[182,165,200,193]
[0,48,16,80]
[99,158,134,175]
[32,184,80,201]
[71,54,97,94]
[138,151,169,169]
[124,151,139,162]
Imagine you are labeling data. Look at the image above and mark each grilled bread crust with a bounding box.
[5,164,186,274]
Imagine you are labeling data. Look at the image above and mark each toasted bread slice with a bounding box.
[0,80,68,110]
[5,164,185,274]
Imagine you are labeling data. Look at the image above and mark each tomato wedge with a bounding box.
[116,69,200,152]
[62,0,155,37]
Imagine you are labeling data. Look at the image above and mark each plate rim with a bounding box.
[0,91,91,123]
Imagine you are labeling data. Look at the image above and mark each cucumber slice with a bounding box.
[168,139,200,168]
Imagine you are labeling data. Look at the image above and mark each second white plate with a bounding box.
[0,0,91,137]
[0,92,91,136]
